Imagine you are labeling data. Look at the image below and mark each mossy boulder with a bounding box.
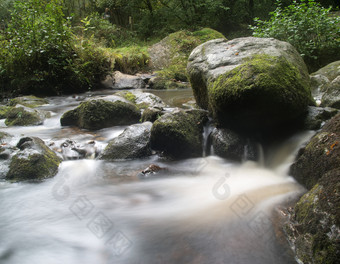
[286,113,340,263]
[149,28,225,85]
[5,105,48,126]
[211,128,259,161]
[60,99,141,130]
[6,137,62,182]
[187,37,313,132]
[150,109,208,159]
[100,122,153,160]
[209,54,313,131]
[8,95,48,108]
[117,90,166,109]
[290,113,340,189]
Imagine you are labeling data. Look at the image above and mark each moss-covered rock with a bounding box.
[290,113,340,189]
[0,105,11,119]
[208,54,313,131]
[286,113,340,264]
[8,95,48,108]
[117,90,166,109]
[141,107,163,123]
[100,122,153,160]
[60,99,141,130]
[149,28,225,86]
[6,137,62,181]
[150,109,208,159]
[5,105,48,126]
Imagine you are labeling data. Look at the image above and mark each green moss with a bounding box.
[5,107,43,126]
[9,95,48,108]
[156,28,225,83]
[123,92,137,104]
[208,54,313,130]
[0,105,11,119]
[111,45,150,74]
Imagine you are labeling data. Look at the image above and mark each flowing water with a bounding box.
[0,89,313,264]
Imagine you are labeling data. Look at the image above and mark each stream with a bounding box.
[0,88,313,264]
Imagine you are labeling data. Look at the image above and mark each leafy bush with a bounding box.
[0,0,111,96]
[251,0,340,71]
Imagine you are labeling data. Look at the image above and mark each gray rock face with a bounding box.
[100,122,153,160]
[60,99,141,130]
[211,128,258,161]
[101,71,146,89]
[321,76,340,109]
[6,137,62,181]
[187,37,310,109]
[150,109,208,159]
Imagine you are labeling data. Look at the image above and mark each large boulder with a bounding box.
[60,99,141,130]
[6,137,62,181]
[100,122,153,160]
[101,71,146,89]
[286,114,340,263]
[187,37,313,132]
[117,90,166,109]
[150,109,208,159]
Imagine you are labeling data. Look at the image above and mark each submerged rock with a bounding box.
[286,113,340,263]
[60,99,141,130]
[150,109,208,159]
[5,105,48,126]
[100,122,153,160]
[211,128,258,161]
[6,137,62,181]
[187,37,313,133]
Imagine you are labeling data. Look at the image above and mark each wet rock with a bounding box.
[290,113,340,189]
[8,95,48,108]
[211,128,258,161]
[138,164,167,177]
[321,76,340,109]
[117,90,166,109]
[286,113,340,264]
[187,37,313,133]
[6,137,62,182]
[60,99,141,130]
[5,105,48,126]
[102,71,145,89]
[150,109,208,159]
[303,106,338,130]
[141,107,163,123]
[58,139,99,160]
[148,77,190,90]
[0,106,11,119]
[100,122,153,160]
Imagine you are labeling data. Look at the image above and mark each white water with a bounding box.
[0,89,313,264]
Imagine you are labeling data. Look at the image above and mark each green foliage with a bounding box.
[251,0,340,71]
[0,0,111,96]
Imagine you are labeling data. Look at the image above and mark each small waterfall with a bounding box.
[202,119,214,157]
